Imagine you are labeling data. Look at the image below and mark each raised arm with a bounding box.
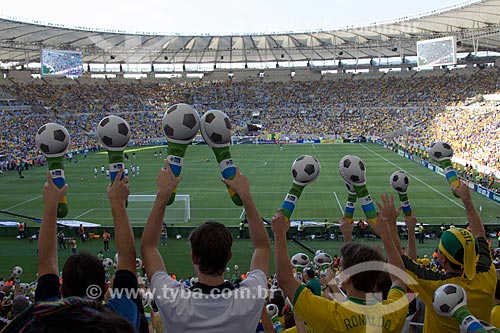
[404,211,418,260]
[38,172,67,277]
[374,193,406,290]
[140,161,180,278]
[271,210,301,303]
[339,216,354,244]
[107,169,135,273]
[222,168,270,275]
[452,181,486,238]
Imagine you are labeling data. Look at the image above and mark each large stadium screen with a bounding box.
[40,49,83,77]
[416,36,457,68]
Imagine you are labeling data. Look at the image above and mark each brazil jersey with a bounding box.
[402,237,497,333]
[293,285,408,332]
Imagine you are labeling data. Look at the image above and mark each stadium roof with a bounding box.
[0,0,499,65]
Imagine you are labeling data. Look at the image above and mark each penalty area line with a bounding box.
[75,208,95,219]
[4,195,41,211]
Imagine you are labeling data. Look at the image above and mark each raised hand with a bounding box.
[271,209,290,236]
[157,160,182,201]
[42,171,68,207]
[107,169,129,204]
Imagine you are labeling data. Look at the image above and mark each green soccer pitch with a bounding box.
[1,143,499,226]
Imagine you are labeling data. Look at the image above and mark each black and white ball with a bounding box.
[102,258,113,270]
[162,103,200,144]
[12,266,23,277]
[432,283,466,316]
[142,291,154,307]
[200,110,232,148]
[339,155,366,185]
[136,258,143,269]
[20,283,29,293]
[390,170,410,194]
[266,304,278,317]
[291,155,321,185]
[96,115,131,151]
[291,253,310,267]
[314,252,333,267]
[35,123,70,157]
[428,142,453,162]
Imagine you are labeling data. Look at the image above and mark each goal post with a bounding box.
[128,194,191,223]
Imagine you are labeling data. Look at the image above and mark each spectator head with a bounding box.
[61,251,106,301]
[438,228,479,280]
[188,221,233,277]
[304,268,316,280]
[339,242,385,293]
[12,295,30,316]
[3,297,134,333]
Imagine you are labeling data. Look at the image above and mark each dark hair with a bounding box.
[3,298,134,333]
[340,243,385,293]
[305,268,316,279]
[61,251,106,301]
[22,301,133,333]
[188,221,233,276]
[375,271,392,301]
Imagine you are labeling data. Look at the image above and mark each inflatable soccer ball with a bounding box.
[339,155,366,185]
[432,283,466,316]
[291,155,321,185]
[314,252,333,267]
[12,266,23,277]
[96,115,131,151]
[200,109,232,147]
[102,258,113,270]
[428,142,453,162]
[162,103,200,144]
[142,291,154,307]
[35,123,70,157]
[266,304,279,317]
[390,170,410,194]
[291,253,310,267]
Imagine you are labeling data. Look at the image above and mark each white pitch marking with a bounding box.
[75,208,94,219]
[333,192,343,215]
[4,195,41,210]
[361,145,464,209]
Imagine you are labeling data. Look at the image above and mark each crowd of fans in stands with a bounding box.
[1,68,499,179]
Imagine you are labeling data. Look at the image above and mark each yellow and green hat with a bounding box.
[438,228,479,280]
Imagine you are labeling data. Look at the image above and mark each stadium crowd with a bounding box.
[1,68,499,180]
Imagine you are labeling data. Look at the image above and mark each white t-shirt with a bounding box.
[151,269,267,333]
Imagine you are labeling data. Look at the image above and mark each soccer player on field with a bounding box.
[271,193,408,333]
[141,160,271,333]
[398,181,497,333]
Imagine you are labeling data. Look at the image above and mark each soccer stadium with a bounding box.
[0,0,500,332]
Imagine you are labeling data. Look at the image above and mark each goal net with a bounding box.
[128,194,190,223]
